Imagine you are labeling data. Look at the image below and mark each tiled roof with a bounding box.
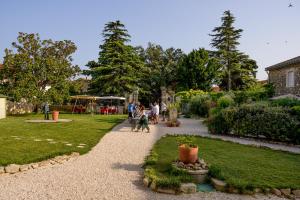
[0,64,3,70]
[265,56,300,71]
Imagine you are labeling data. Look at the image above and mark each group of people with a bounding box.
[127,101,167,133]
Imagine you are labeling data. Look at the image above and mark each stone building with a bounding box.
[265,56,300,96]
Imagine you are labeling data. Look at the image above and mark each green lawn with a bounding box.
[144,135,300,191]
[0,114,126,166]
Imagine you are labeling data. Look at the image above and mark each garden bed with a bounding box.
[143,135,300,197]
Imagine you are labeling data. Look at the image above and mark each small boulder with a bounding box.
[49,160,56,165]
[70,152,80,157]
[31,163,39,169]
[38,161,50,167]
[19,165,30,172]
[292,189,300,198]
[143,177,150,187]
[211,178,226,192]
[280,188,291,197]
[150,181,156,191]
[271,188,282,197]
[0,166,4,174]
[180,183,197,194]
[228,186,239,194]
[4,164,20,174]
[254,188,262,193]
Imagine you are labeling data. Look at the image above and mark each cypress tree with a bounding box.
[85,20,144,96]
[210,10,257,90]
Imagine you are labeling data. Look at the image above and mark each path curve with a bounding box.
[0,118,289,200]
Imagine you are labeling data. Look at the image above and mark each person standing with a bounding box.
[161,101,167,121]
[153,102,160,124]
[128,101,134,119]
[44,102,49,120]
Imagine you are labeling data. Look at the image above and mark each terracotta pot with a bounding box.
[179,144,198,164]
[52,111,59,121]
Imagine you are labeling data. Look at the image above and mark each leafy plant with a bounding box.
[189,94,212,117]
[176,136,197,148]
[271,98,300,107]
[217,95,235,108]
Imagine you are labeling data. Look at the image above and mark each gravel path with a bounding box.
[0,118,290,200]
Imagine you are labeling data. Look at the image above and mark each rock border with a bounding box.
[210,178,299,199]
[0,152,80,175]
[143,166,300,199]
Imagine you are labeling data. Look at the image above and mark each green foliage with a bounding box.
[149,135,300,190]
[233,84,274,104]
[217,95,235,108]
[84,20,145,96]
[209,91,224,101]
[175,89,207,103]
[176,136,197,148]
[208,104,300,144]
[167,102,180,110]
[69,78,90,95]
[210,10,257,90]
[177,48,221,91]
[189,95,212,117]
[0,32,80,105]
[137,43,184,102]
[291,106,300,116]
[271,98,300,107]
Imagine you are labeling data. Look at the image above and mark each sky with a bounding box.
[0,0,299,80]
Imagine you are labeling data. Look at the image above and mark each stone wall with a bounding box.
[6,101,34,115]
[269,63,300,96]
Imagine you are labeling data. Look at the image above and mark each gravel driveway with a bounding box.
[0,118,288,200]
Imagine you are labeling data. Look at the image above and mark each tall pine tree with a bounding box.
[85,20,144,96]
[210,10,257,90]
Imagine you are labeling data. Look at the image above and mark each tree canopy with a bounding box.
[177,48,221,91]
[84,20,145,96]
[0,32,79,104]
[210,10,257,90]
[136,43,184,103]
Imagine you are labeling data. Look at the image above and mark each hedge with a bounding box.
[207,104,300,144]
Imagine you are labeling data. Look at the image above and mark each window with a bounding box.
[286,71,295,87]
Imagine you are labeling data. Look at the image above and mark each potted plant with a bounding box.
[52,110,59,121]
[177,136,198,164]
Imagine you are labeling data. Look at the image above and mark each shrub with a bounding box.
[217,95,235,108]
[271,98,300,107]
[175,89,207,103]
[207,103,300,144]
[291,106,300,116]
[233,84,274,104]
[209,92,224,102]
[189,95,211,117]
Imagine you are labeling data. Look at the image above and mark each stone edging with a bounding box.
[143,169,300,199]
[0,152,80,175]
[210,178,300,199]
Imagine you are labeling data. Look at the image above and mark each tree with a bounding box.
[210,10,257,90]
[84,20,145,96]
[177,48,221,91]
[69,78,90,95]
[0,32,80,105]
[136,43,183,103]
